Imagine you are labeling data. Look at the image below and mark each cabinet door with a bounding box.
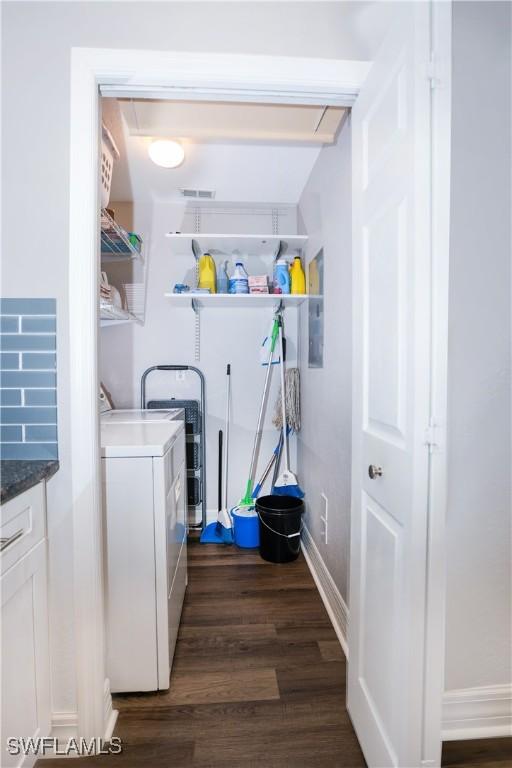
[1,540,50,768]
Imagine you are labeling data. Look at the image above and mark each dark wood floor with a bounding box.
[113,539,366,767]
[38,539,511,767]
[441,739,512,768]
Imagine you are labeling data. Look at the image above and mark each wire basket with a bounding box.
[187,477,201,506]
[186,442,200,470]
[101,125,120,208]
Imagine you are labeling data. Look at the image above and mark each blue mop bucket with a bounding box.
[231,507,260,548]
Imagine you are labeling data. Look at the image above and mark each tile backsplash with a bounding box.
[0,299,58,460]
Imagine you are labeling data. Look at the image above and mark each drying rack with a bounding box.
[140,365,207,530]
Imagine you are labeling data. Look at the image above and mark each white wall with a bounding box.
[445,1,511,692]
[1,0,376,720]
[99,201,299,520]
[297,115,352,603]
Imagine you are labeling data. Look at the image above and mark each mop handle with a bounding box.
[246,317,279,489]
[252,432,283,498]
[278,322,290,473]
[223,364,230,512]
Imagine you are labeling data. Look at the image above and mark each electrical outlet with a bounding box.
[176,371,185,382]
[320,492,328,544]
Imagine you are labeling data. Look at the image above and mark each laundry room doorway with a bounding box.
[68,5,452,764]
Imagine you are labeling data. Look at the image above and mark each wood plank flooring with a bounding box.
[442,739,512,768]
[112,539,366,767]
[37,539,511,767]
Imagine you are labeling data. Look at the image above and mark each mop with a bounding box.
[200,364,234,544]
[233,311,280,513]
[252,322,300,499]
[272,316,304,498]
[272,369,301,433]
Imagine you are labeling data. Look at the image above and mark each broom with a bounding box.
[272,316,304,498]
[200,364,233,544]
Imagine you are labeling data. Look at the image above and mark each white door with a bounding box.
[348,4,439,767]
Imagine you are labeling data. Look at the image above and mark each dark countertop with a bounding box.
[1,460,59,505]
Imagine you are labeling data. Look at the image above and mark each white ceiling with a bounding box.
[110,135,321,204]
[105,98,332,205]
[121,99,346,144]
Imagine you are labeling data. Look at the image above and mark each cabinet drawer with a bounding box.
[1,483,45,576]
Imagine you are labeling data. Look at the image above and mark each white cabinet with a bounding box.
[1,484,50,768]
[102,423,187,693]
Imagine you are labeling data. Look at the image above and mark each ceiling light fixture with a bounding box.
[148,139,185,168]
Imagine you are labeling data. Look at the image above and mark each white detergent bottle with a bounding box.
[229,261,249,294]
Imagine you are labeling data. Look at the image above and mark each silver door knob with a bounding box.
[368,465,383,479]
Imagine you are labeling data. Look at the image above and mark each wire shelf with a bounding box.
[101,209,142,261]
[99,303,141,327]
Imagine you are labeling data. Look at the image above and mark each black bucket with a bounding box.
[256,495,304,563]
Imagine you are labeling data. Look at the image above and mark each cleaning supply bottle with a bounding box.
[217,260,229,294]
[274,259,290,294]
[198,252,217,293]
[229,261,249,294]
[290,256,306,294]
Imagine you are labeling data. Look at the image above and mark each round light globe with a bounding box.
[148,140,185,168]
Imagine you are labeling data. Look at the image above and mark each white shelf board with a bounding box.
[165,233,307,259]
[100,307,141,327]
[164,293,319,309]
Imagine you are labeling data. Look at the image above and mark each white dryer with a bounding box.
[101,419,187,692]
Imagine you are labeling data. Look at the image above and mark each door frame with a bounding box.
[421,3,452,765]
[68,20,451,755]
[69,47,371,740]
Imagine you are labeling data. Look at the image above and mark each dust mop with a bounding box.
[273,369,301,433]
[200,364,233,544]
[272,316,304,498]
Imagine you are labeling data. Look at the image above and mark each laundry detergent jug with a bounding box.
[229,261,249,294]
[198,253,217,293]
[290,256,306,294]
[273,259,290,294]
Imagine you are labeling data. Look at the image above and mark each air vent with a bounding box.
[179,188,216,199]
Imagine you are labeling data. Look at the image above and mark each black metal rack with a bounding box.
[140,365,206,530]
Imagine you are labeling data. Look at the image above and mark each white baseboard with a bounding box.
[103,678,118,741]
[442,684,512,741]
[189,508,218,527]
[301,524,349,658]
[43,682,116,758]
[48,680,117,748]
[50,711,78,742]
[300,525,511,744]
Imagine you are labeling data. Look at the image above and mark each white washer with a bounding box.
[101,419,187,692]
[100,407,184,424]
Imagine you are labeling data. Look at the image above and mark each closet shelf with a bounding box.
[101,209,143,262]
[165,233,307,259]
[164,293,319,309]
